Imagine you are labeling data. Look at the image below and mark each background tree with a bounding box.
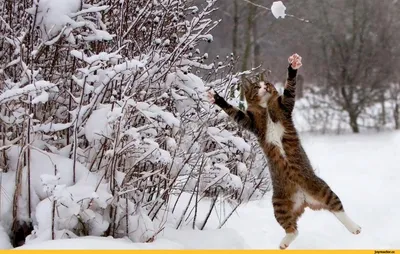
[314,0,396,133]
[201,0,400,133]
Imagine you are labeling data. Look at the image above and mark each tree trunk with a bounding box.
[241,3,256,72]
[232,0,238,57]
[380,92,386,126]
[394,103,399,130]
[230,0,239,99]
[349,112,360,133]
[239,3,256,109]
[252,14,260,67]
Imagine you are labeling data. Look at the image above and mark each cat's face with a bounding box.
[243,79,278,107]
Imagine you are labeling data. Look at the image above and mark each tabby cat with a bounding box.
[207,54,361,249]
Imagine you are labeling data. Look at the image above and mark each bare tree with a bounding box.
[389,83,400,130]
[314,0,396,133]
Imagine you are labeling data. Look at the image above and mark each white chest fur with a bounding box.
[266,114,286,157]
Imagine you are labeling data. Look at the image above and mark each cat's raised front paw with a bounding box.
[207,89,216,104]
[288,53,302,70]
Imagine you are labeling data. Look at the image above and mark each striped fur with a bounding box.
[208,54,361,249]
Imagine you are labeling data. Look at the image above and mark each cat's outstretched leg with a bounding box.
[279,230,298,250]
[207,89,256,133]
[332,211,361,235]
[288,53,302,70]
[280,53,302,113]
[303,177,361,235]
[207,89,216,104]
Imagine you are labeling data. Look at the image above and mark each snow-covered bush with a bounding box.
[0,0,269,247]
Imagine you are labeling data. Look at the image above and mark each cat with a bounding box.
[207,54,361,249]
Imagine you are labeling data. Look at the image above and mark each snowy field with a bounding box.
[16,130,400,250]
[222,130,400,249]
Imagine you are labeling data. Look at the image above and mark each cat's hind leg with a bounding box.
[303,177,361,235]
[332,210,361,234]
[272,195,304,249]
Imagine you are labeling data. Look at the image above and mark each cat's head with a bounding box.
[242,76,278,108]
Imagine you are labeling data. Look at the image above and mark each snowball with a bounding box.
[271,1,286,19]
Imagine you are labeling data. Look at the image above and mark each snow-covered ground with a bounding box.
[16,236,182,250]
[15,130,400,250]
[223,130,400,249]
